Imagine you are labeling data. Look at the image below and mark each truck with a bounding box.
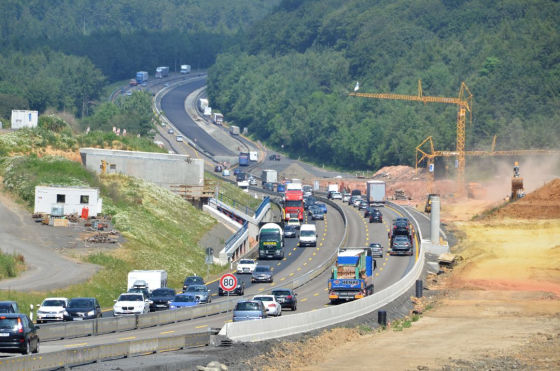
[239,152,249,166]
[127,270,168,293]
[328,247,376,303]
[258,223,284,259]
[136,71,149,84]
[328,184,339,193]
[155,66,169,79]
[212,113,224,125]
[230,125,240,135]
[366,180,386,205]
[261,169,277,185]
[180,64,191,74]
[199,98,209,111]
[249,151,258,162]
[284,189,304,221]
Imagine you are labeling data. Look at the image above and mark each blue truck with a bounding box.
[328,247,376,303]
[136,71,149,84]
[239,152,249,166]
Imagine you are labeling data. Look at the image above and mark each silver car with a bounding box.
[184,285,211,303]
[233,300,267,322]
[251,265,273,283]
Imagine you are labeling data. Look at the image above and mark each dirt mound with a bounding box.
[490,178,560,219]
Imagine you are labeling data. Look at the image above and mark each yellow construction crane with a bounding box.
[350,80,473,194]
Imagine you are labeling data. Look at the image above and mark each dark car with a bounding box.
[304,196,316,210]
[0,301,19,314]
[251,265,273,283]
[269,154,281,161]
[128,286,150,299]
[392,217,411,236]
[214,165,223,172]
[308,205,319,215]
[233,168,241,176]
[0,314,39,355]
[236,172,246,182]
[391,235,413,256]
[263,182,274,191]
[271,288,297,311]
[364,206,375,218]
[284,225,298,238]
[369,243,383,258]
[149,288,176,312]
[311,208,325,220]
[65,297,101,321]
[219,280,245,296]
[183,276,205,292]
[369,209,383,223]
[233,300,267,322]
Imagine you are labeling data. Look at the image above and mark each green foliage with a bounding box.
[76,130,166,153]
[208,0,560,170]
[0,252,24,279]
[38,115,70,133]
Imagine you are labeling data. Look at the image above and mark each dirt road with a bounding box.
[0,192,98,292]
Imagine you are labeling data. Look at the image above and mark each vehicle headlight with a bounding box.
[167,300,172,304]
[63,310,69,316]
[37,310,46,315]
[87,310,95,316]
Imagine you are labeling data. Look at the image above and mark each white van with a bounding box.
[299,224,317,247]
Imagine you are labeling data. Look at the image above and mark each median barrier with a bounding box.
[137,310,163,329]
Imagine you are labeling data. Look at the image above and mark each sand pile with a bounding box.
[491,178,560,219]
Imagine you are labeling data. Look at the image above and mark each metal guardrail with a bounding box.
[220,202,425,342]
[224,221,248,255]
[0,332,210,371]
[254,196,270,219]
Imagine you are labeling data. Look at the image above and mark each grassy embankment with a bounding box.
[0,127,256,310]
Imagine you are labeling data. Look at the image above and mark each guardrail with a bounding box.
[219,202,425,342]
[1,332,210,371]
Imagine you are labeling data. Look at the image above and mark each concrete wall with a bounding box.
[80,148,204,188]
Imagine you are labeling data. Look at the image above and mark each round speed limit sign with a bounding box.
[219,273,238,292]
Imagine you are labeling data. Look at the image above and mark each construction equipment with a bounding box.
[511,161,525,200]
[393,189,408,200]
[424,193,439,213]
[351,80,472,194]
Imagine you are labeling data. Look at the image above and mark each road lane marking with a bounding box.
[293,248,297,251]
[313,293,319,296]
[303,262,308,266]
[258,288,264,291]
[313,252,316,256]
[308,257,312,261]
[289,252,292,256]
[283,258,287,261]
[280,277,286,281]
[65,343,88,348]
[301,298,308,302]
[119,336,136,341]
[297,267,302,271]
[375,272,380,277]
[289,273,294,276]
[160,330,175,335]
[195,325,208,329]
[277,262,281,266]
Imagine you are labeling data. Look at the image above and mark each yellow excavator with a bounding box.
[510,161,525,200]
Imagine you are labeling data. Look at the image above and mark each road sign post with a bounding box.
[220,273,238,313]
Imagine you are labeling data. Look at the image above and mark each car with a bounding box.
[315,202,327,214]
[283,225,298,238]
[236,172,246,182]
[311,208,325,220]
[299,224,317,247]
[304,196,316,210]
[392,217,412,236]
[391,235,413,256]
[369,209,383,223]
[342,192,351,202]
[176,135,183,142]
[271,288,297,311]
[233,168,241,176]
[249,177,257,186]
[348,195,360,206]
[287,217,300,230]
[218,280,245,296]
[214,165,223,172]
[263,182,274,191]
[65,297,101,321]
[369,243,383,258]
[183,285,211,303]
[128,286,150,300]
[149,288,176,312]
[359,200,369,210]
[353,197,363,207]
[233,300,267,322]
[251,265,273,283]
[36,297,68,323]
[169,294,199,309]
[183,276,205,292]
[269,154,281,161]
[253,295,282,317]
[0,314,39,355]
[331,191,342,200]
[307,205,320,215]
[237,259,257,274]
[126,90,132,96]
[167,128,174,134]
[113,293,149,316]
[222,169,230,176]
[0,301,19,314]
[364,206,374,218]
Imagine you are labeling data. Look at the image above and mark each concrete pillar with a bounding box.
[430,196,441,246]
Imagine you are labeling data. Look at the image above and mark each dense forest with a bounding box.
[0,0,278,125]
[208,0,560,169]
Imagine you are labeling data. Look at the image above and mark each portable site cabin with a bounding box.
[34,186,102,217]
[11,110,38,129]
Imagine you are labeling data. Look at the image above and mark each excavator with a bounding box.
[510,161,525,200]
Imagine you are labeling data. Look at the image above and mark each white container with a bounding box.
[11,110,38,129]
[127,270,168,292]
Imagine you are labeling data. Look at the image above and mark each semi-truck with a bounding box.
[366,180,386,205]
[258,223,284,259]
[127,270,168,293]
[155,66,169,78]
[136,71,149,84]
[230,125,240,135]
[249,151,258,161]
[328,247,376,303]
[239,152,249,166]
[199,98,209,111]
[212,113,224,125]
[284,189,304,221]
[261,169,277,185]
[180,64,191,74]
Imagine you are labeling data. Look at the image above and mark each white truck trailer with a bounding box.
[127,270,168,293]
[261,169,278,184]
[366,180,386,205]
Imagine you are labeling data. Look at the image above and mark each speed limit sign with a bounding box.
[219,273,238,292]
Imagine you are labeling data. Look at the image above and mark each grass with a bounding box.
[0,252,25,279]
[206,172,263,210]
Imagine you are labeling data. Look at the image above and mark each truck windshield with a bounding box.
[285,200,302,207]
[260,232,280,241]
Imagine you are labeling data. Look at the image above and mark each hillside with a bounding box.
[208,0,560,171]
[491,178,560,219]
